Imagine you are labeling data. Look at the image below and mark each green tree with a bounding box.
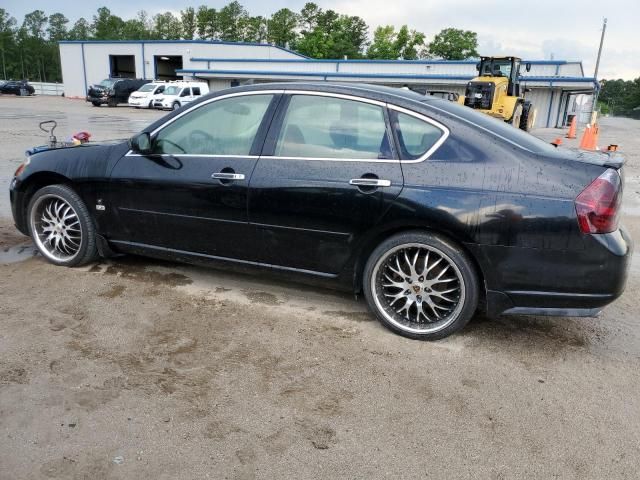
[153,12,182,40]
[121,11,151,40]
[267,8,298,47]
[196,6,218,40]
[368,25,426,59]
[67,18,92,40]
[0,9,17,79]
[428,27,479,60]
[218,1,248,42]
[294,5,368,59]
[47,13,68,42]
[181,7,196,40]
[599,78,640,117]
[22,10,47,40]
[92,7,125,40]
[243,16,267,42]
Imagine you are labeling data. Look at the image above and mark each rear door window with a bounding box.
[392,110,445,160]
[192,87,201,96]
[274,94,391,160]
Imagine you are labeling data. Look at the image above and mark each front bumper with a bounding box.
[128,98,148,107]
[9,177,28,235]
[87,96,108,104]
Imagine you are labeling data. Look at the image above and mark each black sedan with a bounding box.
[0,80,35,95]
[9,83,631,339]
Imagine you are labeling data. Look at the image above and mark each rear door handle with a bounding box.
[349,178,391,187]
[212,172,245,181]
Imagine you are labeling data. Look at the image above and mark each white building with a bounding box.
[59,40,597,128]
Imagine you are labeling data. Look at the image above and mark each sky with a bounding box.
[3,0,640,80]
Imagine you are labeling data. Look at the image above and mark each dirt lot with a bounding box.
[1,96,640,479]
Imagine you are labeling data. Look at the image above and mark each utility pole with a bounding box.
[592,18,607,117]
[594,18,607,80]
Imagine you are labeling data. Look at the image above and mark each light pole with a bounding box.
[592,18,607,118]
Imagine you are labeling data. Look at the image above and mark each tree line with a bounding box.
[0,2,480,83]
[598,78,640,118]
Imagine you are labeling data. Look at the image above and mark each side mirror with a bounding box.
[129,132,151,154]
[526,63,532,72]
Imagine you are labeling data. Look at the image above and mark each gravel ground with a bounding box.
[1,95,639,479]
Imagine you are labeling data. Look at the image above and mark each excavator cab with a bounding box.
[461,56,535,131]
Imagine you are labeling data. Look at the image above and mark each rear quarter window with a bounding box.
[392,110,445,160]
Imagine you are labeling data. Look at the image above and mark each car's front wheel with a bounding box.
[27,184,98,267]
[172,102,181,111]
[363,231,479,340]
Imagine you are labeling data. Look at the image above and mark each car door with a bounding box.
[248,92,404,274]
[107,92,280,261]
[180,87,192,105]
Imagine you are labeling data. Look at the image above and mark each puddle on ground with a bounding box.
[0,242,38,264]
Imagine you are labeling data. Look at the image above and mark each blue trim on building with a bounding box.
[189,57,570,66]
[177,68,597,85]
[80,43,88,96]
[141,42,146,78]
[58,39,309,59]
[546,90,555,127]
[177,68,476,81]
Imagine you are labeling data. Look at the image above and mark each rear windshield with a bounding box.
[424,98,559,155]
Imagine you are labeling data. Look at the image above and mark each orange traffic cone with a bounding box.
[579,124,592,150]
[590,124,600,150]
[566,116,577,139]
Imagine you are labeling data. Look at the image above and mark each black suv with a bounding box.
[0,80,35,95]
[87,78,150,107]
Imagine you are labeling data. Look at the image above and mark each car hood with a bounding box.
[27,139,126,156]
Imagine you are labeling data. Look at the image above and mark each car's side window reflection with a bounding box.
[393,111,444,160]
[152,94,274,155]
[275,95,391,160]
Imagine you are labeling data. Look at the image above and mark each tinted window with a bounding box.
[155,85,165,94]
[153,94,273,155]
[394,111,444,160]
[180,88,190,97]
[192,87,201,96]
[275,95,390,159]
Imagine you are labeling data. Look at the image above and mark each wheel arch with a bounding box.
[352,224,487,306]
[17,171,74,227]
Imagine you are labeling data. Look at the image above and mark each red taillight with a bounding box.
[575,169,622,234]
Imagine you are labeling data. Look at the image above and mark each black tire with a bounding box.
[520,101,533,132]
[172,102,181,111]
[27,184,98,267]
[363,231,479,340]
[107,98,117,108]
[91,101,100,107]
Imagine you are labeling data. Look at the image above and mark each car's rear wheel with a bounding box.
[27,184,98,267]
[363,231,479,340]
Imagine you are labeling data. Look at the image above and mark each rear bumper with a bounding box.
[473,227,633,317]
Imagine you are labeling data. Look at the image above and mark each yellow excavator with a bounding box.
[458,56,536,132]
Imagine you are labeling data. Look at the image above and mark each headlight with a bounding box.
[14,156,30,177]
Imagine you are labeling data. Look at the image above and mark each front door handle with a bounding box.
[349,178,391,187]
[212,172,245,181]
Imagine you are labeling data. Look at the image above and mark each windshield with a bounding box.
[164,86,180,95]
[480,59,513,78]
[99,79,117,87]
[138,84,156,92]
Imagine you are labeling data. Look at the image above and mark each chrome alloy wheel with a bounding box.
[371,243,465,334]
[29,194,82,262]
